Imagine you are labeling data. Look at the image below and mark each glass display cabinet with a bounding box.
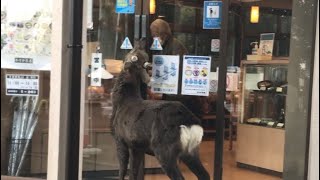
[236,59,289,174]
[239,59,288,129]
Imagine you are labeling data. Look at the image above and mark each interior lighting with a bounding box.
[250,6,259,23]
[150,0,156,14]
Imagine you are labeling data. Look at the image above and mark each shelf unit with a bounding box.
[236,58,289,174]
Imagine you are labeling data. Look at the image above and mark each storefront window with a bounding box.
[79,0,317,180]
[1,0,52,178]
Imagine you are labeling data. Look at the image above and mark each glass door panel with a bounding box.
[82,0,134,179]
[80,0,224,179]
[145,1,218,178]
[81,0,137,178]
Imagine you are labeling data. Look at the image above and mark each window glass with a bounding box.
[1,0,52,178]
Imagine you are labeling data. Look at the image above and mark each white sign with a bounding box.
[120,37,133,50]
[260,33,275,56]
[151,55,179,94]
[1,56,51,70]
[90,53,102,86]
[181,55,211,96]
[150,37,163,51]
[209,72,218,92]
[6,74,39,96]
[211,39,220,52]
[1,1,52,71]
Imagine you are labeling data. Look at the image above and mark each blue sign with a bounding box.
[116,0,135,14]
[203,1,222,29]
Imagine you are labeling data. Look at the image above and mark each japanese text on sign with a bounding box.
[6,74,39,96]
[181,55,211,96]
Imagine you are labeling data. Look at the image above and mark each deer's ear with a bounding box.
[137,38,146,50]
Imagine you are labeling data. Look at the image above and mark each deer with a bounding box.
[111,42,210,180]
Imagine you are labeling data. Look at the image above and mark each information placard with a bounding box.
[181,56,211,96]
[203,1,222,29]
[6,74,39,96]
[151,55,180,94]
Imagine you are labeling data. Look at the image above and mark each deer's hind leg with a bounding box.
[180,149,210,180]
[115,138,129,180]
[153,145,185,180]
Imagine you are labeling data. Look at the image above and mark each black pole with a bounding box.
[66,0,83,179]
[214,0,229,180]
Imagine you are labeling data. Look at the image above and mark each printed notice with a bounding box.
[90,53,102,86]
[203,1,222,29]
[211,39,220,52]
[181,55,211,96]
[116,0,135,14]
[260,33,275,56]
[151,55,179,94]
[6,74,39,96]
[1,1,52,70]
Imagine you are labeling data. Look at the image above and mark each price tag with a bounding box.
[6,74,39,96]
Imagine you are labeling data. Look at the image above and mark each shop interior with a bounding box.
[0,0,292,179]
[80,0,291,179]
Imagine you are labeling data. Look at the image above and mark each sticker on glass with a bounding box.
[116,0,135,14]
[151,55,179,94]
[120,37,133,50]
[150,37,163,51]
[203,1,222,29]
[181,55,211,96]
[6,74,39,96]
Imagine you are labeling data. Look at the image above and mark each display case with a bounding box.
[239,59,288,129]
[236,59,289,174]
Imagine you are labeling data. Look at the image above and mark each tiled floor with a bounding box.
[144,141,282,180]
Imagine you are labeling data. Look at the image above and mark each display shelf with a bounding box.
[241,59,289,65]
[236,59,288,173]
[239,59,288,128]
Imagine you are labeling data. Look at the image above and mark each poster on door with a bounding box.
[203,1,222,29]
[151,55,179,95]
[181,55,211,96]
[116,0,135,14]
[1,0,52,70]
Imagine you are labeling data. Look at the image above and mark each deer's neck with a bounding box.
[112,72,142,106]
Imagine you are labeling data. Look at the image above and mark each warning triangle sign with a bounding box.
[150,37,163,51]
[120,37,133,50]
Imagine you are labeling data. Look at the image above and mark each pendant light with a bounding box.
[250,6,260,23]
[150,0,156,14]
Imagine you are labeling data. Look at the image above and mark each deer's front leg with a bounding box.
[115,138,129,180]
[129,148,145,180]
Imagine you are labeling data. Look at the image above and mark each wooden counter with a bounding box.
[236,123,285,173]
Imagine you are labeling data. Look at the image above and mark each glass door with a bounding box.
[80,0,136,179]
[79,0,229,179]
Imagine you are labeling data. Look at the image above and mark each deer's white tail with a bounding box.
[180,125,204,153]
